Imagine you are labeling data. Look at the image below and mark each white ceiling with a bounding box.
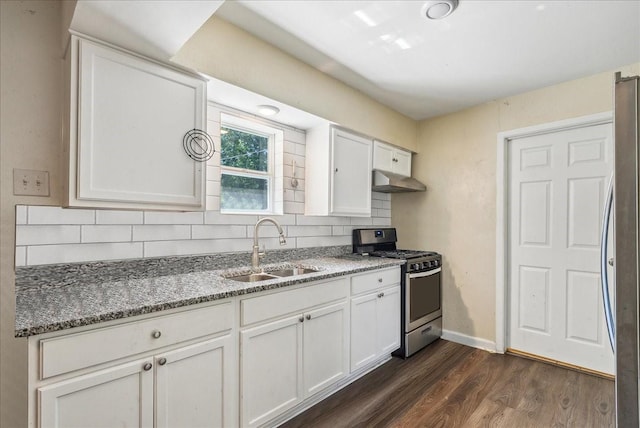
[70,1,224,61]
[217,0,640,120]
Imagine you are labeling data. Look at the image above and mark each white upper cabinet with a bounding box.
[305,125,372,217]
[373,140,412,177]
[63,36,207,211]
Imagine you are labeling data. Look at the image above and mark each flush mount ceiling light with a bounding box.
[257,105,280,116]
[422,0,459,20]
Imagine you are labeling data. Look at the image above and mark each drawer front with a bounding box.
[40,301,233,379]
[351,267,401,296]
[241,277,348,326]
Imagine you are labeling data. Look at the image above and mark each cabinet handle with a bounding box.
[299,316,304,323]
[158,357,167,366]
[143,363,153,371]
[378,278,383,283]
[334,168,338,173]
[306,314,311,320]
[151,330,162,339]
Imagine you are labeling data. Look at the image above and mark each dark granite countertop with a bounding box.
[15,246,404,338]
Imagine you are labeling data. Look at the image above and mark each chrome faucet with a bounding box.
[252,217,287,270]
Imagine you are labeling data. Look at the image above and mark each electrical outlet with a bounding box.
[13,169,50,196]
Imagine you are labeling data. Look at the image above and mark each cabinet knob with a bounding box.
[299,316,304,323]
[306,314,311,320]
[158,357,167,366]
[334,168,338,173]
[378,278,383,283]
[378,292,385,298]
[151,330,162,339]
[143,363,153,371]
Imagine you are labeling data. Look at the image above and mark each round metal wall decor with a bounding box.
[182,129,215,162]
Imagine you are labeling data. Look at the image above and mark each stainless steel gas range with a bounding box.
[353,228,442,358]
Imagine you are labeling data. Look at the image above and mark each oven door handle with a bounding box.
[408,267,441,279]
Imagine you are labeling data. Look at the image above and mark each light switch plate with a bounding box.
[13,169,50,196]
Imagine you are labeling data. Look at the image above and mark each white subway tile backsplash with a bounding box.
[288,225,332,237]
[28,206,95,225]
[284,201,305,214]
[205,212,258,225]
[16,225,80,246]
[144,238,253,258]
[16,206,27,225]
[296,235,351,248]
[27,243,143,265]
[296,216,351,226]
[133,225,191,242]
[351,217,373,225]
[144,211,204,225]
[283,128,305,145]
[96,210,143,225]
[206,196,220,212]
[372,217,392,226]
[15,246,26,267]
[192,225,247,240]
[207,181,221,197]
[82,225,132,243]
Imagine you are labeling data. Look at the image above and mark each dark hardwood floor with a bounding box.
[280,340,615,428]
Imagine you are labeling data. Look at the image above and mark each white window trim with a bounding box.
[220,113,284,215]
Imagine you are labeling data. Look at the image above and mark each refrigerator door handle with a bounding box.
[600,173,615,352]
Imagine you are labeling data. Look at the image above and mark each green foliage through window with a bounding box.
[221,127,268,172]
[220,125,272,212]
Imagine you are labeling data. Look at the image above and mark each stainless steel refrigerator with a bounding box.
[601,72,640,427]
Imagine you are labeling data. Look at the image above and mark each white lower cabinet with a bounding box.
[155,335,234,428]
[32,302,237,428]
[350,268,401,373]
[240,279,349,427]
[29,268,401,428]
[39,358,153,428]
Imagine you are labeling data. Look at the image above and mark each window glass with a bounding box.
[220,174,269,211]
[220,124,273,213]
[221,127,269,171]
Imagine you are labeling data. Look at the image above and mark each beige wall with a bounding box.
[393,62,640,345]
[1,1,65,425]
[173,16,418,152]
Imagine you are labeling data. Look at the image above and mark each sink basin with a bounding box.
[224,266,319,282]
[265,267,318,277]
[228,273,279,283]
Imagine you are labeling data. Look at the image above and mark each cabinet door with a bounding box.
[377,285,401,355]
[393,148,412,177]
[39,358,153,428]
[350,293,379,372]
[303,301,349,397]
[155,334,236,428]
[330,129,372,216]
[74,38,206,210]
[372,140,395,172]
[241,315,303,427]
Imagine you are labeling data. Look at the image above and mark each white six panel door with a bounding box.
[508,123,614,374]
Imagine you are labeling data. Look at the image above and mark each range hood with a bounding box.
[372,170,426,193]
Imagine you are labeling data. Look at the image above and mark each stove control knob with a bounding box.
[411,263,420,271]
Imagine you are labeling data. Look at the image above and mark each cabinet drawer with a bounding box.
[351,267,401,296]
[40,302,232,379]
[241,277,348,326]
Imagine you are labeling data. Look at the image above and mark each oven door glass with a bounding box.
[407,268,441,331]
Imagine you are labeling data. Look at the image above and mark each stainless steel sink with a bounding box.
[224,266,319,282]
[265,267,318,277]
[228,273,279,282]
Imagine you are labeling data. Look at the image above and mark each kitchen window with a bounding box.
[219,114,283,214]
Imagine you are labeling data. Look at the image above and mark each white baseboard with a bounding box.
[441,329,498,353]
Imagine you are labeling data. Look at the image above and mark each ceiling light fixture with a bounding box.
[257,105,280,116]
[422,0,459,20]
